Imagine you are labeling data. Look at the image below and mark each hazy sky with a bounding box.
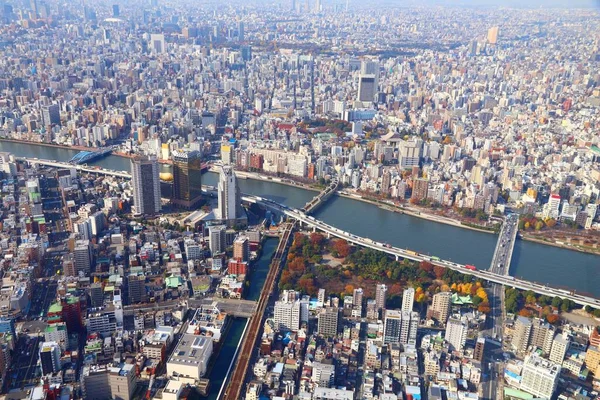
[355,0,600,8]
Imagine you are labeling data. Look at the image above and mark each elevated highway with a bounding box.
[301,177,339,214]
[242,195,600,309]
[17,157,131,178]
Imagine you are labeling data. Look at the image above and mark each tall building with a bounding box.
[402,287,415,312]
[131,156,161,215]
[172,150,202,209]
[383,310,402,344]
[412,178,429,201]
[74,239,93,276]
[445,318,468,351]
[233,236,249,262]
[39,341,61,375]
[399,311,418,345]
[352,288,363,308]
[474,337,486,361]
[357,74,376,102]
[273,294,307,332]
[520,353,560,399]
[487,26,499,44]
[216,166,243,221]
[513,316,533,353]
[208,225,226,255]
[112,4,120,17]
[430,292,451,324]
[318,307,339,336]
[128,274,146,304]
[549,334,569,364]
[150,33,166,54]
[41,104,60,127]
[375,284,387,311]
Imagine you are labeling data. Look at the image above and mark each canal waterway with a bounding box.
[2,140,599,297]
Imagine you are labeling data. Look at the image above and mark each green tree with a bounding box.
[551,296,563,308]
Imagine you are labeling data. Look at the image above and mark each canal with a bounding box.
[201,237,279,400]
[1,140,599,297]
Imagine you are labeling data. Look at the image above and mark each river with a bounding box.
[2,140,599,297]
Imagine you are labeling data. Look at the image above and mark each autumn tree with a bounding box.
[478,302,491,314]
[433,265,446,280]
[332,239,351,258]
[546,314,560,325]
[419,261,434,274]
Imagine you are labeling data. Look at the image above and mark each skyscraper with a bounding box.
[357,74,376,102]
[429,291,451,324]
[39,342,61,375]
[318,307,339,336]
[402,287,415,312]
[172,150,202,209]
[445,318,468,351]
[208,225,226,255]
[487,26,499,45]
[150,33,166,54]
[41,104,60,127]
[131,155,161,216]
[74,239,93,277]
[383,309,402,344]
[216,166,243,221]
[375,284,387,311]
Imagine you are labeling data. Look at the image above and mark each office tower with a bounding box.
[172,150,202,209]
[30,0,38,17]
[445,318,468,351]
[314,0,321,12]
[399,139,422,169]
[402,287,415,312]
[520,353,560,399]
[88,212,105,237]
[216,166,242,221]
[487,26,499,45]
[233,236,249,262]
[549,334,569,364]
[318,307,339,336]
[39,342,61,375]
[150,33,166,54]
[383,310,402,344]
[112,4,120,17]
[41,104,60,127]
[128,274,146,304]
[430,292,451,324]
[89,283,103,308]
[412,178,429,202]
[131,155,161,215]
[73,219,91,241]
[375,284,387,311]
[357,74,376,102]
[208,225,226,255]
[74,239,93,276]
[474,337,486,361]
[237,21,244,41]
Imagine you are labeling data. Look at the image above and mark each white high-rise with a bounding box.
[217,166,242,221]
[131,156,161,215]
[402,287,415,312]
[445,318,468,351]
[520,353,561,399]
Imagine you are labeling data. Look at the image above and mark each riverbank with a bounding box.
[0,137,91,152]
[337,190,498,236]
[519,233,600,256]
[211,166,321,193]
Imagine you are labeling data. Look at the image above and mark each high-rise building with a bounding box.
[383,309,402,344]
[237,21,244,41]
[216,166,243,221]
[208,225,226,255]
[74,239,93,276]
[429,292,451,324]
[402,287,415,312]
[318,307,339,336]
[412,178,429,202]
[399,311,418,345]
[233,236,249,262]
[39,341,61,375]
[131,156,161,215]
[352,288,363,308]
[375,284,387,311]
[514,316,533,353]
[89,283,103,308]
[172,150,202,209]
[273,294,307,332]
[487,26,499,45]
[112,4,120,17]
[41,104,60,127]
[520,353,560,399]
[150,33,166,54]
[128,274,146,304]
[549,334,569,364]
[445,318,468,351]
[357,74,376,102]
[474,337,486,361]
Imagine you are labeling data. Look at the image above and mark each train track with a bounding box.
[222,222,295,400]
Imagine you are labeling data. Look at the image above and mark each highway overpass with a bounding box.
[242,195,600,310]
[17,157,131,178]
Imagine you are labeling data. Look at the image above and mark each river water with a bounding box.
[2,140,599,297]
